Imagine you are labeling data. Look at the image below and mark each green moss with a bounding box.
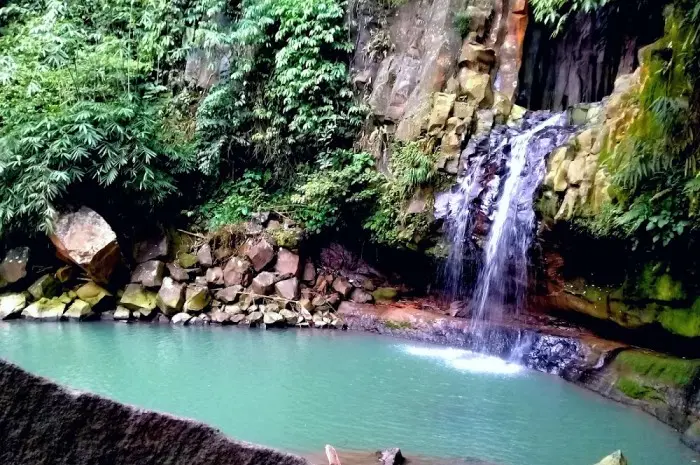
[615,377,665,402]
[614,350,700,387]
[269,228,302,250]
[373,288,399,302]
[657,304,700,338]
[633,263,686,302]
[384,320,413,330]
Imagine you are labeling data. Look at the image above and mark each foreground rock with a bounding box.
[156,278,186,316]
[378,448,404,465]
[23,298,65,321]
[594,451,627,465]
[50,207,121,283]
[0,359,312,465]
[0,293,26,320]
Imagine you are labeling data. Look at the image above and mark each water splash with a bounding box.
[402,345,524,375]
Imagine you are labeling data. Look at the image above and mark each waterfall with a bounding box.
[440,112,575,352]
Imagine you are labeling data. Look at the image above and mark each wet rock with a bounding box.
[184,285,211,313]
[205,267,225,286]
[350,289,373,304]
[593,451,627,465]
[332,277,353,298]
[275,248,301,276]
[64,299,94,321]
[23,298,66,321]
[156,278,186,316]
[113,306,132,321]
[230,313,247,324]
[171,312,192,325]
[0,293,26,320]
[196,244,213,268]
[263,311,284,326]
[50,207,120,284]
[119,284,158,313]
[28,274,60,300]
[131,260,165,288]
[275,278,299,301]
[252,272,276,296]
[302,262,316,283]
[133,235,169,263]
[211,310,231,325]
[166,262,190,282]
[280,309,299,325]
[0,247,29,285]
[215,285,243,304]
[245,239,275,272]
[377,448,405,465]
[245,311,263,325]
[223,257,253,287]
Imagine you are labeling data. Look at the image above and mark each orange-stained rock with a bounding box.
[493,10,528,101]
[50,207,121,284]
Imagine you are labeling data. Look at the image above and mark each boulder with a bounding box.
[64,299,94,321]
[377,448,405,465]
[372,287,398,302]
[224,305,244,315]
[194,276,208,286]
[332,277,353,298]
[56,291,76,305]
[215,285,243,304]
[458,68,491,106]
[156,278,186,316]
[184,285,211,313]
[50,207,121,284]
[28,274,60,300]
[458,42,496,72]
[133,234,169,263]
[275,278,300,301]
[171,312,192,325]
[326,293,341,308]
[75,282,112,308]
[280,308,299,325]
[23,298,66,321]
[245,239,275,272]
[302,262,316,283]
[593,451,628,465]
[119,284,158,313]
[245,311,263,325]
[0,293,26,320]
[263,311,284,326]
[55,265,75,283]
[196,244,213,268]
[205,267,225,286]
[114,306,132,321]
[166,262,190,282]
[427,93,456,135]
[275,249,301,276]
[0,247,29,285]
[230,313,247,324]
[223,257,253,287]
[252,272,276,296]
[177,253,198,268]
[350,289,374,304]
[131,260,165,288]
[211,310,231,324]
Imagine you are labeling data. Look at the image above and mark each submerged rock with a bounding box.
[377,448,405,465]
[594,451,627,465]
[0,293,26,320]
[171,312,192,325]
[50,207,121,284]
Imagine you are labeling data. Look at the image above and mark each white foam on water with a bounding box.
[402,345,524,376]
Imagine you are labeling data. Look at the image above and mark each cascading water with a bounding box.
[439,112,576,352]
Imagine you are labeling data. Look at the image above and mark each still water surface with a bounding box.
[0,323,697,465]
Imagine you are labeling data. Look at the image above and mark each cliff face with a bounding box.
[0,360,310,465]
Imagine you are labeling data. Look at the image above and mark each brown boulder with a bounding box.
[332,277,353,298]
[251,272,276,296]
[50,207,121,284]
[131,260,164,288]
[275,248,301,276]
[275,278,300,301]
[245,239,275,272]
[215,285,243,304]
[223,257,253,287]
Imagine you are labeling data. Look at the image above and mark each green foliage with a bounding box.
[364,142,437,247]
[195,0,364,177]
[615,350,700,386]
[530,0,611,34]
[0,0,222,236]
[384,320,414,330]
[453,9,472,38]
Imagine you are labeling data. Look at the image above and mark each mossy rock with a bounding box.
[372,287,399,302]
[23,297,66,320]
[656,299,700,338]
[119,284,157,312]
[177,252,198,268]
[76,282,112,307]
[623,263,686,303]
[615,377,664,402]
[27,274,60,300]
[613,350,700,387]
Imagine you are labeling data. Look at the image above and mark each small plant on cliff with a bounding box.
[453,9,472,38]
[530,0,612,34]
